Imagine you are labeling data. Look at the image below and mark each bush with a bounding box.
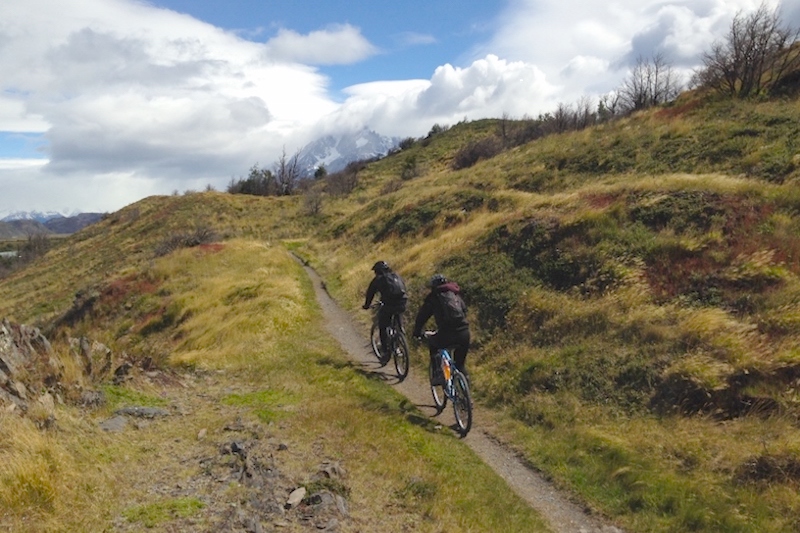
[452,136,504,170]
[154,226,218,257]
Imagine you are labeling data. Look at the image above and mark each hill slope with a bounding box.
[2,92,800,532]
[295,93,800,532]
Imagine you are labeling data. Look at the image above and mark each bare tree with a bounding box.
[273,148,303,196]
[619,53,682,112]
[574,96,596,130]
[551,102,573,133]
[597,91,622,122]
[19,232,50,263]
[697,2,800,97]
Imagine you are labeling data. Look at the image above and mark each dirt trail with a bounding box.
[302,264,625,533]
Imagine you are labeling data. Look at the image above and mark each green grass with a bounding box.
[122,497,205,527]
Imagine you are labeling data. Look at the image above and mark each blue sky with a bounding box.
[154,0,501,94]
[0,0,795,216]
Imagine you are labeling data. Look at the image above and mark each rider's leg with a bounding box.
[377,307,392,358]
[451,329,471,379]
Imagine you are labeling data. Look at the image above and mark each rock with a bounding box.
[317,461,346,480]
[285,487,306,509]
[115,406,169,418]
[0,318,60,411]
[70,336,113,380]
[335,495,348,517]
[38,392,55,415]
[100,415,128,432]
[198,428,207,440]
[113,362,132,385]
[80,390,105,407]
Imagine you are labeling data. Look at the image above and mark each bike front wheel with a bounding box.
[452,371,472,436]
[393,333,410,381]
[369,322,385,364]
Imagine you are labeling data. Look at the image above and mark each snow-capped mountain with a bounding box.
[0,210,76,223]
[297,128,400,176]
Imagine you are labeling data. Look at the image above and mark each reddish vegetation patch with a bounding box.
[646,253,722,301]
[654,98,702,119]
[197,243,225,253]
[101,275,159,308]
[584,193,618,209]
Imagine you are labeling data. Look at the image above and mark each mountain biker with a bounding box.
[412,274,471,383]
[362,260,408,363]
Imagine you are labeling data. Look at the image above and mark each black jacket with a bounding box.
[363,271,408,308]
[413,281,469,337]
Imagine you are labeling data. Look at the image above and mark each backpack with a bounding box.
[437,290,467,327]
[383,272,407,299]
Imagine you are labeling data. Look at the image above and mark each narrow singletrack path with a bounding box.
[302,263,625,533]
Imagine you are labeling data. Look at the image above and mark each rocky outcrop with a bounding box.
[0,318,60,411]
[1,317,125,414]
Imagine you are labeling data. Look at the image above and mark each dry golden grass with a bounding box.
[1,237,551,532]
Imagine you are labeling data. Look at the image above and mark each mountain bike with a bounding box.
[422,331,472,437]
[369,302,410,381]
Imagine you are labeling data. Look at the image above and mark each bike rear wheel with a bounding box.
[430,360,447,412]
[393,332,410,381]
[451,370,472,436]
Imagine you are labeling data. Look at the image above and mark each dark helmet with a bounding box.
[429,273,447,287]
[372,260,390,273]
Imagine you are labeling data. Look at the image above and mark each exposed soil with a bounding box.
[304,263,625,533]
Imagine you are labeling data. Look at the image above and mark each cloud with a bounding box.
[263,24,379,65]
[395,32,437,47]
[0,0,791,214]
[0,0,339,185]
[477,0,785,100]
[315,54,559,139]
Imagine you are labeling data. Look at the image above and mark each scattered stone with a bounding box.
[285,487,306,509]
[317,461,346,480]
[224,418,246,431]
[334,495,348,517]
[113,362,132,385]
[277,443,288,451]
[115,406,169,418]
[99,415,128,432]
[231,441,246,457]
[198,428,208,440]
[80,389,105,407]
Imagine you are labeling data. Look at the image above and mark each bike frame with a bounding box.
[425,331,472,436]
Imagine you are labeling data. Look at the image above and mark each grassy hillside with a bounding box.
[2,91,800,532]
[0,195,548,532]
[296,93,800,532]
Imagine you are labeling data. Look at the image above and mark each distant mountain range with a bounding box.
[0,212,105,239]
[297,128,400,176]
[1,210,73,223]
[0,128,397,237]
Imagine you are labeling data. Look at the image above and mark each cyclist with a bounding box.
[412,274,471,383]
[362,260,408,363]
